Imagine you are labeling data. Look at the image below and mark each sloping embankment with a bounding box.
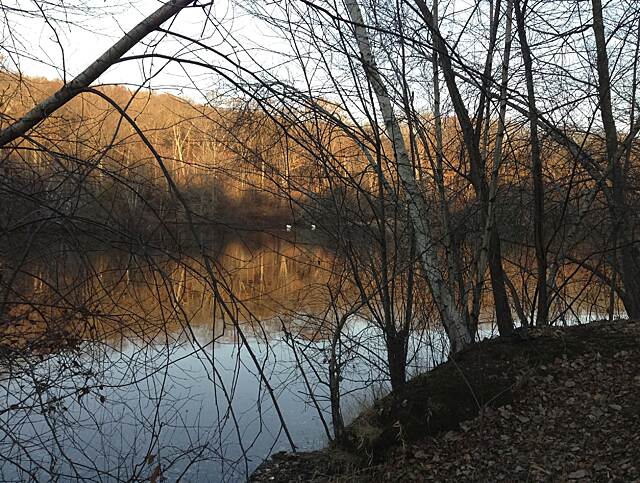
[251,320,640,482]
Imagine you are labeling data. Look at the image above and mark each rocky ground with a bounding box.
[251,320,640,482]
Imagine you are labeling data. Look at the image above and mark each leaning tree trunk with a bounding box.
[0,0,195,148]
[345,0,472,352]
[591,0,640,318]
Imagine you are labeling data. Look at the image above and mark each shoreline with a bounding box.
[251,319,640,482]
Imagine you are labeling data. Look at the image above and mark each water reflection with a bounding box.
[0,233,406,482]
[0,232,621,481]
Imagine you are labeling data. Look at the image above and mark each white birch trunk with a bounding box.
[345,0,472,351]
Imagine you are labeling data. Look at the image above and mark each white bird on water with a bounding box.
[286,224,292,232]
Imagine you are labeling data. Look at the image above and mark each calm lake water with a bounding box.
[0,231,616,481]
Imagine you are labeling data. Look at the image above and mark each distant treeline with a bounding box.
[0,69,629,252]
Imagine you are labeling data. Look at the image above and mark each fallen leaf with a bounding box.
[568,469,588,479]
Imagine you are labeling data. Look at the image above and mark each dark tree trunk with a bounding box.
[328,351,345,443]
[514,0,549,325]
[414,0,514,336]
[617,239,640,318]
[591,0,640,319]
[387,331,408,391]
[488,229,514,335]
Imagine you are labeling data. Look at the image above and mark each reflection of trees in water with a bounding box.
[0,233,623,481]
[0,234,346,481]
[220,236,335,320]
[1,234,336,344]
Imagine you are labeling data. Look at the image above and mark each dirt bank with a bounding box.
[250,320,640,482]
